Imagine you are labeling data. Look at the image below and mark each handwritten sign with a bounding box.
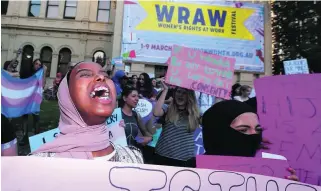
[2,157,321,191]
[134,99,153,118]
[254,74,321,186]
[111,57,123,67]
[283,59,309,75]
[106,108,122,126]
[29,128,60,152]
[29,108,127,152]
[196,155,289,178]
[194,126,205,155]
[165,45,235,99]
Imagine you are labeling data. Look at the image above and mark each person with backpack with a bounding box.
[119,86,152,148]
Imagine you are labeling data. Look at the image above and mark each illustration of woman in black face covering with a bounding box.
[196,100,298,181]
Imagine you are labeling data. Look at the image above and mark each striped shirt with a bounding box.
[155,105,195,161]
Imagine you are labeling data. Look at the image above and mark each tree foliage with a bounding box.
[271,1,321,74]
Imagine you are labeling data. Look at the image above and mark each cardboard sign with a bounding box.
[106,108,122,126]
[194,126,205,155]
[166,45,235,99]
[147,128,162,147]
[111,57,123,67]
[255,74,321,186]
[196,155,289,178]
[29,108,127,152]
[283,59,309,75]
[29,128,60,152]
[134,99,153,118]
[2,157,321,191]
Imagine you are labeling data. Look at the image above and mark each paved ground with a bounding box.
[10,100,60,156]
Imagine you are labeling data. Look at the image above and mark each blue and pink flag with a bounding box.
[1,69,44,118]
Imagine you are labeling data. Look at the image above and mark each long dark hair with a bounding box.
[3,61,11,70]
[32,58,43,72]
[231,83,241,99]
[137,73,153,98]
[118,85,138,108]
[20,58,42,79]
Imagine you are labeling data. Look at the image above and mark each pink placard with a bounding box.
[254,74,321,186]
[2,157,321,191]
[165,45,235,99]
[196,155,289,178]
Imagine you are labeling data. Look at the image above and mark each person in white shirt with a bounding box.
[233,85,252,102]
[195,92,215,116]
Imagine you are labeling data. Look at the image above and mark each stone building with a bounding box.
[1,0,272,86]
[1,0,121,86]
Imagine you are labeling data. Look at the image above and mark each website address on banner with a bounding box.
[140,44,254,58]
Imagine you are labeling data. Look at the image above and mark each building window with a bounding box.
[92,51,106,67]
[64,0,77,19]
[46,0,59,18]
[28,0,41,17]
[40,47,53,77]
[58,48,71,75]
[20,45,34,78]
[97,0,110,22]
[1,0,8,15]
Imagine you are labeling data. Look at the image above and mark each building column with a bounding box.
[239,73,255,87]
[77,1,90,21]
[58,0,65,19]
[263,2,272,77]
[111,0,124,58]
[34,52,40,60]
[7,33,17,61]
[7,1,20,16]
[39,1,47,18]
[50,53,59,78]
[78,35,87,61]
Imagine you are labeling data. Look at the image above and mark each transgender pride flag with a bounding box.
[1,69,44,118]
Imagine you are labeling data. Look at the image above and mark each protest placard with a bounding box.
[29,128,60,152]
[194,126,205,155]
[29,108,127,152]
[255,74,321,186]
[196,155,289,178]
[134,99,153,118]
[165,45,235,99]
[2,157,320,191]
[283,59,309,75]
[111,57,123,67]
[147,128,162,147]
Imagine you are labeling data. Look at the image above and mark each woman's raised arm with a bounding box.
[153,80,168,117]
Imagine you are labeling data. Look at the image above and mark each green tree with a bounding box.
[272,1,321,74]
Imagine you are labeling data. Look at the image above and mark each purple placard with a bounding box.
[196,155,289,178]
[255,74,321,186]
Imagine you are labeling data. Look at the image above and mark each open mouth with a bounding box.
[177,97,184,102]
[90,86,110,100]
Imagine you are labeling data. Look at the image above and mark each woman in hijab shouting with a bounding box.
[30,62,143,163]
[199,100,298,181]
